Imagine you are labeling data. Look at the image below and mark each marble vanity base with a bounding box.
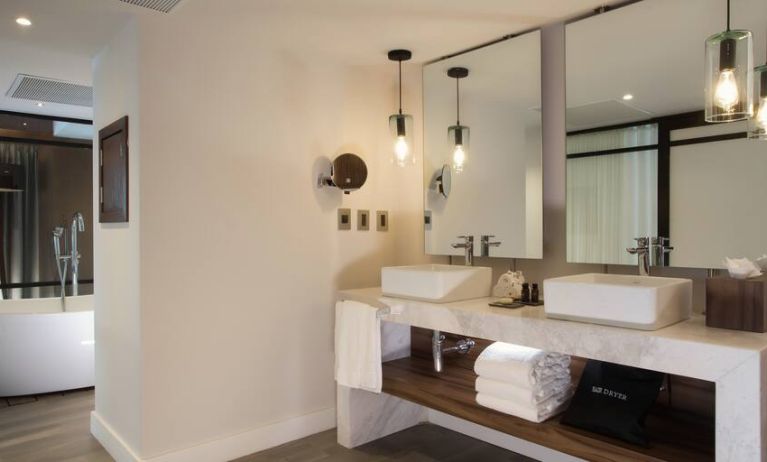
[336,385,426,448]
[336,288,767,461]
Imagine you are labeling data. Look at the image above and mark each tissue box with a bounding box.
[706,276,767,332]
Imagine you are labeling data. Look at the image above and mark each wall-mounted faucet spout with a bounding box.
[432,329,475,372]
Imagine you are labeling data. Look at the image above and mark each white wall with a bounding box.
[92,4,431,460]
[91,20,143,454]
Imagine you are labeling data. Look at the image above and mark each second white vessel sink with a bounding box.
[544,273,692,330]
[381,264,491,303]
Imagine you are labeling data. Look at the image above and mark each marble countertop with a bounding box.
[339,287,767,382]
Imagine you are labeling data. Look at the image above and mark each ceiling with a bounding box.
[0,0,620,119]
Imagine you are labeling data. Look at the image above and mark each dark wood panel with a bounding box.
[98,116,129,223]
[411,327,714,419]
[706,276,767,333]
[383,356,714,462]
[405,327,715,460]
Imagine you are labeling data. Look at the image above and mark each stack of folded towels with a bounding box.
[474,342,573,423]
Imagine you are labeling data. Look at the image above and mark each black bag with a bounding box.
[561,360,664,446]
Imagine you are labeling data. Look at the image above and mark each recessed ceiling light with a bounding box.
[15,17,32,27]
[622,94,634,101]
[35,102,44,107]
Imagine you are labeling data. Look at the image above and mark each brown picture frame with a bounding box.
[98,116,129,223]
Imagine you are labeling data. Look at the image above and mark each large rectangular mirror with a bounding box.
[566,0,767,269]
[423,31,543,259]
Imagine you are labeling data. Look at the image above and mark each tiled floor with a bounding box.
[0,389,536,462]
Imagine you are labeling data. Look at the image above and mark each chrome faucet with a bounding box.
[480,235,501,257]
[451,235,474,266]
[52,227,70,301]
[651,237,674,267]
[627,237,651,276]
[70,212,85,296]
[432,330,475,373]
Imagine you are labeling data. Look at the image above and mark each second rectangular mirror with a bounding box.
[566,0,767,269]
[423,31,543,260]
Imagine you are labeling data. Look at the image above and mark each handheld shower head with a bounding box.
[53,227,64,257]
[73,212,85,232]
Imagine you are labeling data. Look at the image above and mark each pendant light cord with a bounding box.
[727,0,731,31]
[398,60,403,115]
[455,77,461,125]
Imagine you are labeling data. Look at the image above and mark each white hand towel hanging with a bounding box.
[334,300,382,393]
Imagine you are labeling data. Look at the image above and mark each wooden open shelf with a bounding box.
[382,356,714,462]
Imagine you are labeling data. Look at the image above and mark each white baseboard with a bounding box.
[426,410,584,462]
[90,412,142,462]
[91,407,336,462]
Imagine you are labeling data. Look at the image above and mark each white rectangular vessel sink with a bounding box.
[381,264,492,303]
[544,273,692,330]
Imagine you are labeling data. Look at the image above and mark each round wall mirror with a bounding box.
[318,153,368,194]
[435,164,451,198]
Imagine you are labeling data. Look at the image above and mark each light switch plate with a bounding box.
[376,210,389,231]
[357,209,370,231]
[338,208,351,230]
[424,210,432,230]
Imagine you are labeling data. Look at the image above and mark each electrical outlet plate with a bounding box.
[376,210,389,231]
[338,208,351,230]
[357,210,370,231]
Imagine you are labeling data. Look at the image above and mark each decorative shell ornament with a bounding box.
[492,271,526,298]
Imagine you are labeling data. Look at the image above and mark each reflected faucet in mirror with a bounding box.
[451,235,474,266]
[480,235,501,257]
[651,237,674,267]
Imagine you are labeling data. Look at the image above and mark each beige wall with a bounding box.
[93,5,431,459]
[92,19,143,454]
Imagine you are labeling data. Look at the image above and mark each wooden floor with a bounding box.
[238,424,537,462]
[0,388,111,462]
[0,388,536,462]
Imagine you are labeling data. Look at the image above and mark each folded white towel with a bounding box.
[474,342,570,388]
[334,300,381,393]
[475,376,572,406]
[476,392,570,423]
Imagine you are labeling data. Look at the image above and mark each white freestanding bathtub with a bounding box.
[0,295,94,397]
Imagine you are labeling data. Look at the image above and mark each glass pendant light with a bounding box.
[447,67,470,173]
[388,49,414,166]
[749,44,767,138]
[705,0,753,123]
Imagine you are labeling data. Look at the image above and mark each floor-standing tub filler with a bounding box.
[0,295,94,397]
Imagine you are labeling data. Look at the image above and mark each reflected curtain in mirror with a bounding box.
[0,142,39,299]
[566,124,658,265]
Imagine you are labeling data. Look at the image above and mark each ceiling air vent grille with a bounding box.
[7,74,93,107]
[118,0,184,13]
